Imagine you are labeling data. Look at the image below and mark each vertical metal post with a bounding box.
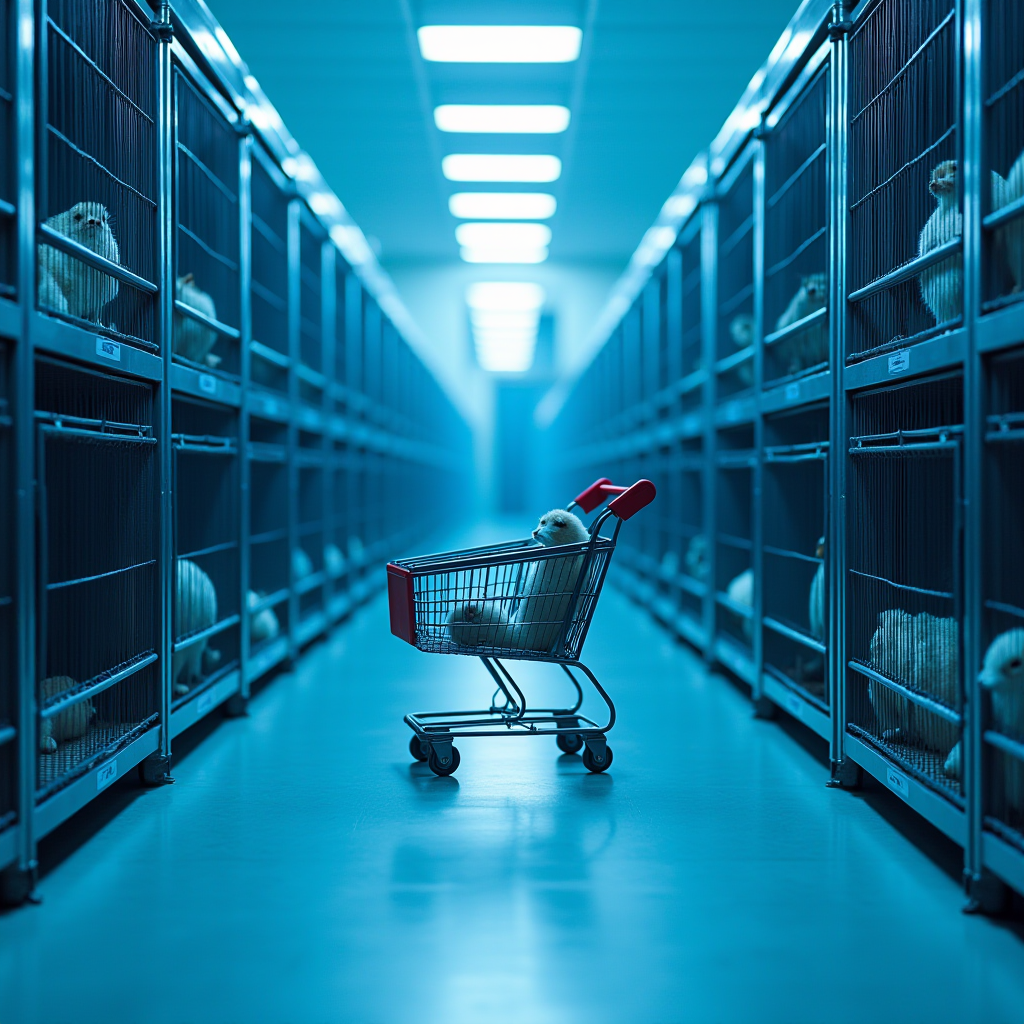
[960,0,1003,912]
[286,198,300,658]
[751,136,769,715]
[5,0,37,902]
[236,129,253,704]
[700,198,718,659]
[322,242,335,614]
[143,1,174,783]
[826,4,858,787]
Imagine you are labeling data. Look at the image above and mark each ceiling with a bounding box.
[205,0,801,272]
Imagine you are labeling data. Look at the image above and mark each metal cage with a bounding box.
[763,58,829,386]
[171,396,241,709]
[714,424,756,653]
[846,0,960,360]
[846,373,963,798]
[679,217,703,410]
[982,0,1024,311]
[0,340,14,831]
[34,357,159,799]
[173,66,241,378]
[982,347,1024,847]
[247,444,289,651]
[761,404,829,708]
[0,0,15,296]
[39,0,158,348]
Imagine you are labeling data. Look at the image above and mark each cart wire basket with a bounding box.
[387,477,656,775]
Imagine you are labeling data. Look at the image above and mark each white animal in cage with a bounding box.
[727,568,754,640]
[999,149,1024,293]
[292,547,314,580]
[447,598,513,648]
[728,313,755,386]
[172,559,219,696]
[774,274,827,375]
[248,589,281,644]
[37,202,120,322]
[919,161,962,327]
[509,509,590,653]
[809,536,825,641]
[324,543,346,578]
[174,274,221,368]
[868,609,958,756]
[684,534,709,582]
[659,549,679,581]
[38,675,94,754]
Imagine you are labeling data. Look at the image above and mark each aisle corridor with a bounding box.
[1,577,1022,1024]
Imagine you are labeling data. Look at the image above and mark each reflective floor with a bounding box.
[1,578,1022,1023]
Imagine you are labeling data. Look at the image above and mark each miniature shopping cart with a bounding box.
[386,477,656,776]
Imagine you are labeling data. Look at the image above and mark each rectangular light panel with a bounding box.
[449,193,556,220]
[418,26,582,63]
[434,105,570,134]
[442,154,561,182]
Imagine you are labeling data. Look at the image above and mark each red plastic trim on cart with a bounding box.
[572,476,656,520]
[387,563,416,644]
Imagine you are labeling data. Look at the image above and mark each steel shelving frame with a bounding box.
[556,0,1024,907]
[0,0,468,904]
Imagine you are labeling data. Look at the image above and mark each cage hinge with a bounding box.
[827,19,852,40]
[150,20,173,42]
[234,116,254,139]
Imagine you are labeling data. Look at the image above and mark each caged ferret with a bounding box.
[38,675,95,754]
[773,274,827,375]
[173,274,222,368]
[38,202,120,322]
[247,589,281,644]
[173,559,219,696]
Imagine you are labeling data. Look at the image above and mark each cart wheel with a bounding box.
[582,744,613,774]
[427,745,461,777]
[557,732,584,755]
[409,735,428,762]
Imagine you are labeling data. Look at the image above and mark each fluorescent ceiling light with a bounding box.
[434,105,570,134]
[467,282,545,310]
[442,154,561,182]
[418,26,582,63]
[476,341,535,373]
[460,246,548,264]
[449,192,556,220]
[455,222,551,248]
[470,310,539,331]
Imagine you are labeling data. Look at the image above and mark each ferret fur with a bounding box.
[684,534,709,582]
[919,161,962,326]
[869,609,958,757]
[999,150,1024,293]
[447,598,512,648]
[774,274,827,375]
[324,543,346,578]
[292,547,314,580]
[38,202,119,322]
[172,559,219,696]
[38,675,94,754]
[727,568,754,640]
[248,589,281,644]
[809,537,825,641]
[510,509,590,653]
[728,314,755,386]
[174,274,221,368]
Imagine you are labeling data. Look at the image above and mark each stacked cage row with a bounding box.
[0,0,468,903]
[555,0,1024,906]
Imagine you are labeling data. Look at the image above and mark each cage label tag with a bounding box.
[885,765,910,800]
[887,350,909,374]
[96,339,121,362]
[786,692,803,718]
[198,374,217,395]
[196,690,215,716]
[785,383,800,402]
[96,760,118,791]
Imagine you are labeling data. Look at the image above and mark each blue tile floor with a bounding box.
[1,582,1022,1023]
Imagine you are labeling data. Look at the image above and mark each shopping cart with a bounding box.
[386,477,656,776]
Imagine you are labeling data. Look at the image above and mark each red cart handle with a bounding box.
[571,477,656,520]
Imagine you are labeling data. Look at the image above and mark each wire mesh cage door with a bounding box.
[715,441,756,653]
[846,0,960,360]
[249,148,290,397]
[0,0,15,296]
[34,359,159,799]
[296,456,325,621]
[0,341,13,829]
[248,452,289,649]
[173,66,241,378]
[716,153,756,398]
[171,398,240,708]
[679,216,703,410]
[845,375,964,800]
[298,208,324,396]
[39,0,158,347]
[982,0,1024,310]
[761,404,829,707]
[677,441,706,627]
[982,349,1024,846]
[763,58,828,386]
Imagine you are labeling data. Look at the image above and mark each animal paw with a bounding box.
[205,353,222,369]
[173,681,190,696]
[40,735,57,755]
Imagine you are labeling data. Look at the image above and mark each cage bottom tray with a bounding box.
[847,724,963,802]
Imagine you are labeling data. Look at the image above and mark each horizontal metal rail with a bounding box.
[848,568,954,602]
[983,194,1024,231]
[174,298,241,341]
[173,613,242,652]
[847,237,961,304]
[763,615,826,653]
[763,305,827,347]
[984,729,1024,765]
[40,652,159,719]
[848,659,961,725]
[37,223,158,295]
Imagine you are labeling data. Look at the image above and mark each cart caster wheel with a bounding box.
[427,745,461,777]
[557,732,584,755]
[582,744,613,773]
[409,735,428,762]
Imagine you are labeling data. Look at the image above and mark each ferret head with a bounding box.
[63,202,112,239]
[929,160,957,199]
[532,509,588,547]
[729,314,754,348]
[802,274,827,302]
[980,628,1024,691]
